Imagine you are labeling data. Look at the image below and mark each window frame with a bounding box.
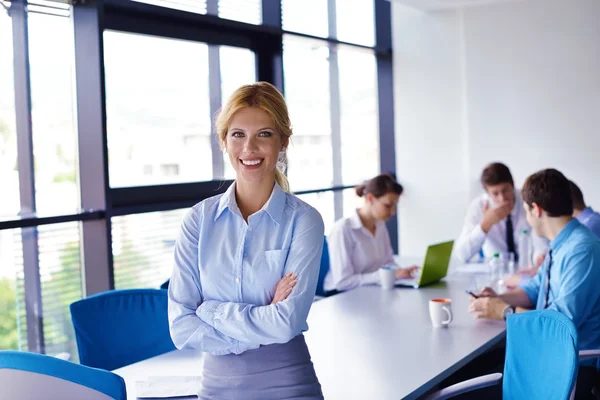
[1,0,395,354]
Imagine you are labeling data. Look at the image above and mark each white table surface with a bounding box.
[114,273,505,400]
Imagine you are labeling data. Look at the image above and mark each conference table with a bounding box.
[114,270,506,400]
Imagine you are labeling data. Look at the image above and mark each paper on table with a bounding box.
[453,263,490,275]
[136,376,202,399]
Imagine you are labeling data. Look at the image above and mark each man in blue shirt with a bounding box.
[570,180,600,239]
[469,169,600,399]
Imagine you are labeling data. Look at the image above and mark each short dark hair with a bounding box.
[356,173,403,198]
[522,169,573,217]
[481,162,514,188]
[569,180,586,211]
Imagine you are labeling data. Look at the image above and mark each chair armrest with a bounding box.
[425,373,503,400]
[579,350,600,360]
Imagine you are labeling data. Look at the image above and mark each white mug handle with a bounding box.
[442,306,453,325]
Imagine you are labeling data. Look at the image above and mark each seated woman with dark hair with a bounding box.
[323,174,418,294]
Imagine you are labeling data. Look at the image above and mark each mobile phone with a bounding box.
[465,290,480,299]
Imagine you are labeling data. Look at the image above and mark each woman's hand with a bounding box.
[395,265,420,279]
[271,272,297,304]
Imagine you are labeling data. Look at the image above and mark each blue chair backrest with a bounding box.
[0,350,126,400]
[70,289,175,371]
[503,309,579,399]
[315,237,330,297]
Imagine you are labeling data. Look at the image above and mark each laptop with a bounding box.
[395,240,454,288]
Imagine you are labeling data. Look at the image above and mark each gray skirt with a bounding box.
[198,335,324,400]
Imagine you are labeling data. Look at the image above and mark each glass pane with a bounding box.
[131,0,207,14]
[282,0,328,38]
[283,36,333,191]
[343,187,362,221]
[104,31,212,187]
[0,228,26,351]
[38,222,83,358]
[338,47,380,185]
[218,0,261,25]
[112,209,187,289]
[0,13,19,218]
[296,191,335,235]
[219,45,257,180]
[335,0,375,47]
[28,13,79,215]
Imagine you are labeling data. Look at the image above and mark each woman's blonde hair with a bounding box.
[215,82,292,193]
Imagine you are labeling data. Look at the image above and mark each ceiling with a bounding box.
[387,0,525,11]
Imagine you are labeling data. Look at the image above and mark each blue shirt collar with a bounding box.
[550,218,580,252]
[577,207,595,222]
[215,181,286,225]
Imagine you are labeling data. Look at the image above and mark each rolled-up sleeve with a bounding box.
[168,206,256,355]
[197,208,325,346]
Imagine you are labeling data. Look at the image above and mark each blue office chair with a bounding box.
[70,289,175,371]
[426,309,600,400]
[160,279,169,290]
[0,350,126,400]
[315,237,330,298]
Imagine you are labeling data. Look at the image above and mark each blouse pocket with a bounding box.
[249,249,287,299]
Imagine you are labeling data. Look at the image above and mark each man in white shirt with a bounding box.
[455,162,547,265]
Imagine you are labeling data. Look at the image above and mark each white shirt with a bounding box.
[454,189,548,263]
[324,209,395,292]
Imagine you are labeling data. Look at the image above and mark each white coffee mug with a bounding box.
[379,266,396,290]
[429,298,453,328]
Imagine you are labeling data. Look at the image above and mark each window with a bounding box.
[282,0,328,38]
[296,191,336,235]
[104,31,212,187]
[335,0,375,47]
[131,0,207,14]
[0,228,26,351]
[28,13,79,215]
[38,222,83,358]
[283,35,333,191]
[343,187,362,221]
[338,46,380,184]
[218,0,261,25]
[112,209,187,289]
[0,12,19,218]
[219,45,257,180]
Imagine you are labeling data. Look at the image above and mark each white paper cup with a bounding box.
[379,267,396,290]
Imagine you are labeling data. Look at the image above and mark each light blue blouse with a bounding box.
[168,181,325,355]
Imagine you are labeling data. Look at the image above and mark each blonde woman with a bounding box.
[168,82,324,399]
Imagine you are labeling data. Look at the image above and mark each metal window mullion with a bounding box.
[207,0,217,15]
[10,0,44,354]
[261,0,281,28]
[71,3,113,296]
[208,45,225,179]
[327,0,343,220]
[374,0,398,253]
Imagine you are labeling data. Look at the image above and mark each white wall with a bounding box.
[392,0,600,258]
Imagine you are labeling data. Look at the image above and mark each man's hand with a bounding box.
[271,273,297,305]
[480,201,513,233]
[468,296,508,320]
[535,253,546,268]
